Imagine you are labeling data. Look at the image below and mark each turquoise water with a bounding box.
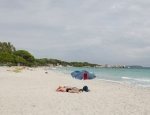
[50,67,150,87]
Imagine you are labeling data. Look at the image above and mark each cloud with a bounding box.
[0,0,150,66]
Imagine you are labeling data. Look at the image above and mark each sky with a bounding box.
[0,0,150,66]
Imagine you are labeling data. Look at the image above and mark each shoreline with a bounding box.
[0,66,150,115]
[50,68,150,89]
[94,78,150,89]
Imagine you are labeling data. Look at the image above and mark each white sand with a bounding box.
[0,67,150,115]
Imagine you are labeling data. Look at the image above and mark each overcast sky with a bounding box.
[0,0,150,66]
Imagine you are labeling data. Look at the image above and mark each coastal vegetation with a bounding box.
[0,42,98,67]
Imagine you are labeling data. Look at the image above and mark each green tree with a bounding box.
[0,52,14,65]
[13,55,27,65]
[0,42,16,53]
[35,58,49,66]
[14,50,35,66]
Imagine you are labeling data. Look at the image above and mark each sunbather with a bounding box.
[56,86,89,93]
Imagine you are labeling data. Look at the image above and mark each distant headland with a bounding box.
[0,42,148,68]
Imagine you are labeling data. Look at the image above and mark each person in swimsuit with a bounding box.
[56,86,83,93]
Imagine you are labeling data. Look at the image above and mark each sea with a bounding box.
[50,66,150,88]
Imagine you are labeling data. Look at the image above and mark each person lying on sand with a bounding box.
[56,86,89,93]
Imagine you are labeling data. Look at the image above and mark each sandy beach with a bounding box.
[0,66,150,115]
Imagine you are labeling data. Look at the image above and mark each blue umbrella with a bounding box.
[71,70,96,80]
